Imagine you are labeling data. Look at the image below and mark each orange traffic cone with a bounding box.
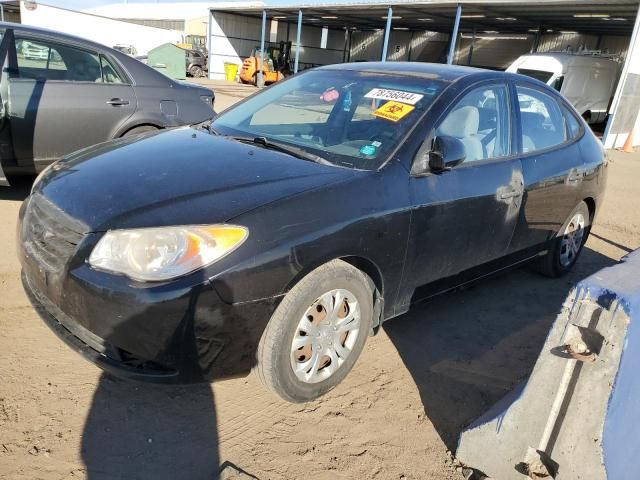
[622,127,635,153]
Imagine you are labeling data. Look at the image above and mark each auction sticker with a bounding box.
[364,88,423,105]
[373,101,415,122]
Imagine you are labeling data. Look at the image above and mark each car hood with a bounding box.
[34,127,354,231]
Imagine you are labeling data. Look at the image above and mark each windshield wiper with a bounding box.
[199,120,221,135]
[231,136,333,165]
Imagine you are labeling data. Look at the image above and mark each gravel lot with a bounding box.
[1,81,638,480]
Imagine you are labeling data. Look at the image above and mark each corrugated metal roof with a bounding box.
[212,0,638,35]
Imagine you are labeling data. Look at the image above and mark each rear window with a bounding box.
[16,37,127,84]
[517,86,567,153]
[562,104,582,139]
[516,68,554,84]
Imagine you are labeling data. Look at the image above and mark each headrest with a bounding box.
[438,106,480,138]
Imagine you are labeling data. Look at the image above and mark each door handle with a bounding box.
[106,98,129,106]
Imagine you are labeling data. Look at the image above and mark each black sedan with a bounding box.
[18,62,607,403]
[0,23,215,186]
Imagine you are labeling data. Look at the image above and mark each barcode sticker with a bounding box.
[364,88,424,105]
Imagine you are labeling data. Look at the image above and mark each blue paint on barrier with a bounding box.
[591,250,640,479]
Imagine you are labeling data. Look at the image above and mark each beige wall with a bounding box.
[186,16,209,37]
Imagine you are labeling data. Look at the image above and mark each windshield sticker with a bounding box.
[342,90,352,112]
[365,88,424,105]
[373,101,415,122]
[320,88,340,102]
[359,144,378,156]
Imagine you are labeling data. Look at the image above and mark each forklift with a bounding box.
[240,41,292,86]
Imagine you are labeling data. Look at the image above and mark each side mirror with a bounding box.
[411,135,466,176]
[428,135,466,172]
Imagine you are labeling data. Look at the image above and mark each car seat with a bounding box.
[437,106,484,162]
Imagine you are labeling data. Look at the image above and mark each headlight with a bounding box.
[89,225,248,282]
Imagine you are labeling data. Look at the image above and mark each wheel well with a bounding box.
[339,256,384,298]
[120,124,162,137]
[583,197,596,222]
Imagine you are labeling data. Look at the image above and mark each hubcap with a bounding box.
[290,288,361,384]
[559,212,585,267]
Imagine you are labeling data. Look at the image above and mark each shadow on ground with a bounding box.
[81,375,219,480]
[384,247,616,451]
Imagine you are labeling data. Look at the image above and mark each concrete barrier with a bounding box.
[457,249,640,480]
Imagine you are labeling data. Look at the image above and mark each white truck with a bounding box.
[507,52,620,124]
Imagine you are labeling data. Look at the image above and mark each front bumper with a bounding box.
[18,197,281,384]
[23,271,181,382]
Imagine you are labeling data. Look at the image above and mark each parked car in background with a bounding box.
[19,62,607,403]
[186,49,206,77]
[20,39,48,60]
[507,51,620,124]
[0,23,215,186]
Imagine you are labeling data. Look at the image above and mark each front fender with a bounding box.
[209,163,412,319]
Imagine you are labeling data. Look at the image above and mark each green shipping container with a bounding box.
[147,43,187,80]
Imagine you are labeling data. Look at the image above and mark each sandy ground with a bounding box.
[1,81,639,480]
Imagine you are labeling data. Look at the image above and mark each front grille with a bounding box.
[23,194,88,272]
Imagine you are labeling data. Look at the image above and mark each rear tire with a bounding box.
[533,201,590,277]
[256,260,374,403]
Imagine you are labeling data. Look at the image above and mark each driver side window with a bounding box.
[435,84,510,163]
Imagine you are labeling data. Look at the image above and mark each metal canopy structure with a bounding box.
[215,1,638,35]
[212,0,639,84]
[208,0,640,147]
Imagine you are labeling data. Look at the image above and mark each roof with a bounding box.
[524,51,621,62]
[0,21,182,87]
[513,52,622,71]
[213,0,639,36]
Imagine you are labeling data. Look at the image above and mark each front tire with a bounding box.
[534,201,590,277]
[256,260,374,403]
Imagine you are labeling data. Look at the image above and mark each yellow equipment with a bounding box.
[240,41,292,86]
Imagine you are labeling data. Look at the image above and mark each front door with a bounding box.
[398,82,523,307]
[8,35,136,170]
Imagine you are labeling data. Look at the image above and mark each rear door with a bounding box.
[8,35,136,169]
[508,83,583,255]
[399,81,524,305]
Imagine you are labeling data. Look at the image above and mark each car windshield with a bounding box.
[516,68,554,84]
[212,69,446,170]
